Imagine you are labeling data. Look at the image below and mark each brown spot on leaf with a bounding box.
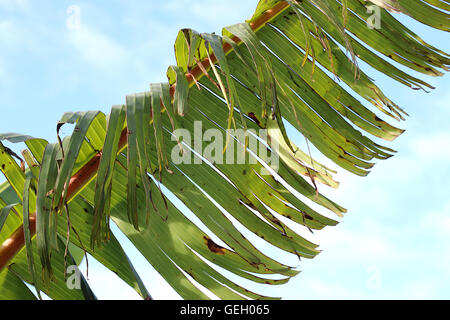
[203,236,226,255]
[249,261,262,268]
[271,218,283,227]
[247,112,261,126]
[246,201,258,211]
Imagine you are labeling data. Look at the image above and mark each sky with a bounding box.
[0,0,449,300]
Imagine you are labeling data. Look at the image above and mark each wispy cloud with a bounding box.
[66,27,130,71]
[0,0,29,11]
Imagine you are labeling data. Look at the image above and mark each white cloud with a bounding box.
[293,278,363,300]
[289,273,441,300]
[161,0,255,29]
[0,20,16,83]
[411,132,450,160]
[398,281,440,300]
[0,19,23,47]
[315,226,397,263]
[421,201,450,235]
[0,59,5,82]
[66,27,129,71]
[0,0,29,10]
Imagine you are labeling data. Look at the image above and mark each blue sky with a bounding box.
[1,0,449,300]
